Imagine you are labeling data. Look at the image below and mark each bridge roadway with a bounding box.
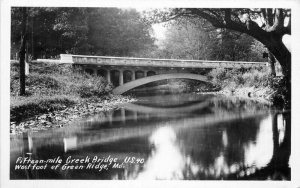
[60,54,267,69]
[37,54,268,93]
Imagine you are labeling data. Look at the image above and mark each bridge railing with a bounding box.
[61,54,268,68]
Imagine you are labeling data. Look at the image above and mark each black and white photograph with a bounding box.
[1,0,300,187]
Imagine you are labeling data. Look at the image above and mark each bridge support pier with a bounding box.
[121,108,126,123]
[132,70,135,81]
[119,70,124,85]
[107,112,113,125]
[133,111,138,121]
[107,70,111,83]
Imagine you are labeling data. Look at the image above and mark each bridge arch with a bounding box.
[135,70,145,79]
[112,73,213,95]
[124,101,210,115]
[147,70,156,76]
[123,70,133,83]
[111,70,121,86]
[97,69,107,78]
[85,68,94,75]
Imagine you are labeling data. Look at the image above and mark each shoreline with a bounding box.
[198,87,273,105]
[10,95,136,136]
[10,86,274,136]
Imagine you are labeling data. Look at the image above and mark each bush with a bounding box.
[208,67,271,89]
[29,62,74,74]
[27,73,61,89]
[75,76,109,98]
[10,62,113,122]
[243,69,272,87]
[11,62,112,97]
[208,68,228,82]
[269,77,288,107]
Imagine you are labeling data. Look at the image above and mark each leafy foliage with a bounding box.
[10,62,112,97]
[208,67,272,88]
[155,20,213,59]
[152,19,267,61]
[11,7,155,59]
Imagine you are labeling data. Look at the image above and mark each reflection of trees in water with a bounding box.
[176,117,262,179]
[230,112,291,180]
[175,112,290,180]
[210,96,270,114]
[10,92,290,180]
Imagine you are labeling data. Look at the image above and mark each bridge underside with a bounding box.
[69,55,266,94]
[75,64,211,88]
[112,73,213,95]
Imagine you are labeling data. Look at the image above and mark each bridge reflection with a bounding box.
[10,95,290,180]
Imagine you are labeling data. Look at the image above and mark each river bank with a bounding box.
[205,67,286,107]
[10,94,136,135]
[10,62,137,135]
[212,87,273,105]
[10,63,284,135]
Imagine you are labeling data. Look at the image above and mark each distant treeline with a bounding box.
[153,19,268,62]
[11,7,155,59]
[11,7,267,62]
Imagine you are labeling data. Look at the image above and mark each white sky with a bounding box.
[152,23,167,40]
[134,8,167,41]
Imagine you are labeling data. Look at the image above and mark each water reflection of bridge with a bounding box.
[10,109,290,180]
[11,108,268,154]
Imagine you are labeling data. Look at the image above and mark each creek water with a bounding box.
[10,93,290,180]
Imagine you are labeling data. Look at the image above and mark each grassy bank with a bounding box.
[10,62,117,125]
[207,67,287,106]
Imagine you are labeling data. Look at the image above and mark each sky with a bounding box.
[134,7,167,41]
[152,23,167,41]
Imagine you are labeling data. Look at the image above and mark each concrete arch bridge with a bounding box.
[57,54,267,94]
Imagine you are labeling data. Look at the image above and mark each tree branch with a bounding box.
[224,9,231,23]
[189,9,224,28]
[265,9,284,33]
[283,15,291,35]
[167,8,274,48]
[231,11,244,24]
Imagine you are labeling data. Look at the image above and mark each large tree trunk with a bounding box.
[265,37,291,108]
[19,8,28,96]
[268,50,276,77]
[265,36,291,79]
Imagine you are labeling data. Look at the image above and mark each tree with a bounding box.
[157,20,214,60]
[52,8,90,55]
[12,8,90,59]
[152,19,267,62]
[11,8,155,58]
[146,8,291,107]
[86,8,155,56]
[209,29,255,61]
[17,7,28,96]
[249,39,267,62]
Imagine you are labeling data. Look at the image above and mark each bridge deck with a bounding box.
[60,54,267,69]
